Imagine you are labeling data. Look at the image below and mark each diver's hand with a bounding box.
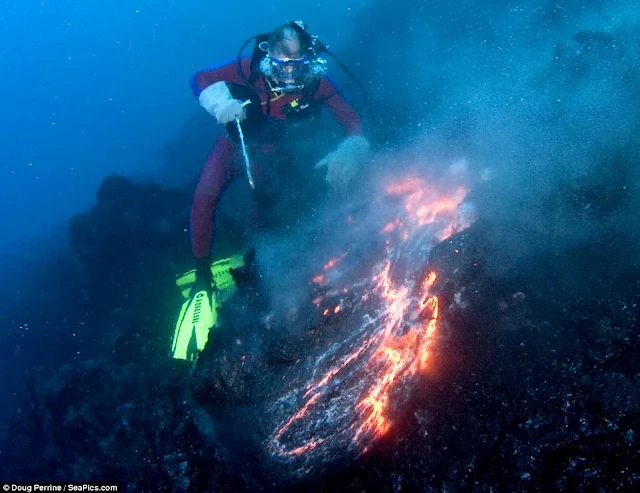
[315,135,370,189]
[198,81,246,125]
[215,99,246,124]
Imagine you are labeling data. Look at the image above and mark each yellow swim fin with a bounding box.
[171,254,245,361]
[175,254,245,300]
[171,289,218,361]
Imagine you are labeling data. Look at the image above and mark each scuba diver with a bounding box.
[172,21,369,361]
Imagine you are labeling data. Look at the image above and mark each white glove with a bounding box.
[198,81,246,124]
[215,99,246,124]
[314,135,370,189]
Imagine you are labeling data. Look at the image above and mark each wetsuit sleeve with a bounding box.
[190,58,252,98]
[316,77,363,136]
[190,135,242,259]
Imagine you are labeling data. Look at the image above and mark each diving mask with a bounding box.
[259,54,327,93]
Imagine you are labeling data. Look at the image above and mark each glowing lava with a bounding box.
[353,262,439,442]
[268,173,472,469]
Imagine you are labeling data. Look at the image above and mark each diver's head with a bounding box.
[269,24,306,60]
[259,24,327,93]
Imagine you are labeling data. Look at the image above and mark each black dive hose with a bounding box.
[236,35,271,94]
[325,50,369,102]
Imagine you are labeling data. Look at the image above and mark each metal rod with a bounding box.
[236,101,254,189]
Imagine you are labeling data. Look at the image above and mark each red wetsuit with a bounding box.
[189,58,363,259]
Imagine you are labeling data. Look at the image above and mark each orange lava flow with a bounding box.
[353,263,439,443]
[350,176,466,444]
[271,345,370,457]
[270,174,469,458]
[384,178,470,241]
[271,263,439,457]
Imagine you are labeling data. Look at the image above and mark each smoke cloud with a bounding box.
[343,0,640,292]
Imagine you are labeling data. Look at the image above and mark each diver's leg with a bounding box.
[190,135,243,259]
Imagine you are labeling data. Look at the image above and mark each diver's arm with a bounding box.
[316,78,363,136]
[190,58,252,97]
[191,58,252,123]
[314,78,369,189]
[190,136,242,259]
